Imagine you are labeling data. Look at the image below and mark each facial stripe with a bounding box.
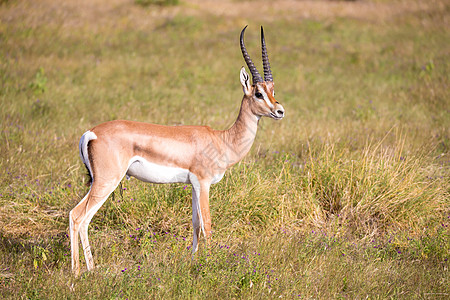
[258,88,274,109]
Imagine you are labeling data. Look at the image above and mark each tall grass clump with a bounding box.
[296,136,446,237]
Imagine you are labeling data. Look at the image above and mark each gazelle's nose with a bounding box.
[274,104,285,119]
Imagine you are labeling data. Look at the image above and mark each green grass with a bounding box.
[0,0,449,298]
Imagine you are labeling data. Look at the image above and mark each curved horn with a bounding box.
[240,26,263,84]
[261,26,273,82]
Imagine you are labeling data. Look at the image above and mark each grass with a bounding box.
[0,0,449,298]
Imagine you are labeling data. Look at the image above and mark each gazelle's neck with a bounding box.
[221,97,259,166]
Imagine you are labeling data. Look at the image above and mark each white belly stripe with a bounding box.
[126,156,190,184]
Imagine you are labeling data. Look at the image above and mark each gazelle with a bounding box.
[69,26,284,276]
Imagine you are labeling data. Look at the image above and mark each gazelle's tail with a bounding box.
[79,131,97,185]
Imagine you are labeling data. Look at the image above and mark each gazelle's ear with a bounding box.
[240,67,252,96]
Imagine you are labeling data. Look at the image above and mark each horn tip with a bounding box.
[240,25,248,39]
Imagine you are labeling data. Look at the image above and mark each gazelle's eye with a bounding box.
[255,92,263,99]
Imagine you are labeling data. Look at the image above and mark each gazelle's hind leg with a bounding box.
[70,179,121,276]
[70,191,89,276]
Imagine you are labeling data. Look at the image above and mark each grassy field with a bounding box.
[1,0,449,298]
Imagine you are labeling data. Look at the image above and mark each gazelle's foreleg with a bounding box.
[191,186,201,253]
[190,174,212,253]
[199,183,212,239]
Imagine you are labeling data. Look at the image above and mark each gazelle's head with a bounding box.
[240,26,285,120]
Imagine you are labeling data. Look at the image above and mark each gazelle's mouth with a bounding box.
[270,112,284,120]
